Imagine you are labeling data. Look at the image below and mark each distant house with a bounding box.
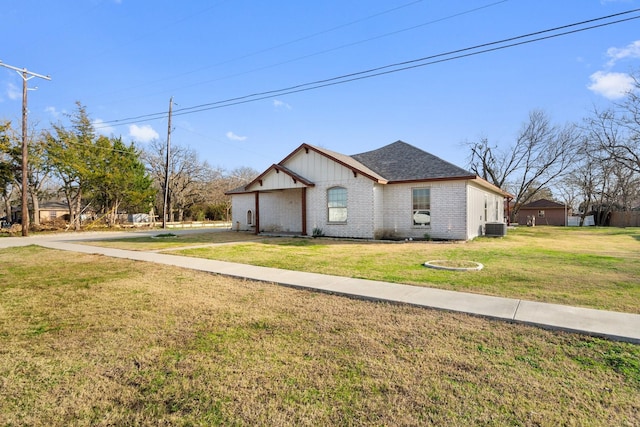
[226,141,512,240]
[12,201,70,224]
[516,199,569,226]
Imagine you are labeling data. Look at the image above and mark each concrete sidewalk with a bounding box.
[16,236,636,345]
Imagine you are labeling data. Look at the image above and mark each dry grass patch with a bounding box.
[1,246,639,426]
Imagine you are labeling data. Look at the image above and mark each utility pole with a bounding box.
[162,97,173,229]
[0,61,51,237]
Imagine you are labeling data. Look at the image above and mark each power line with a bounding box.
[89,0,427,102]
[167,15,640,118]
[94,0,507,108]
[92,8,639,129]
[174,10,640,116]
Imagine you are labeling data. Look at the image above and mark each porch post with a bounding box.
[254,192,260,235]
[301,187,307,236]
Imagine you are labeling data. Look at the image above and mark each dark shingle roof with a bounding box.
[351,140,473,182]
[521,199,565,209]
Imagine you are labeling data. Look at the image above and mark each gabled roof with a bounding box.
[520,198,566,209]
[281,143,388,183]
[226,140,512,197]
[39,201,68,210]
[248,163,315,189]
[225,164,314,194]
[225,184,247,195]
[351,140,474,183]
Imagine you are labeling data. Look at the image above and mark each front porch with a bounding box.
[251,187,308,235]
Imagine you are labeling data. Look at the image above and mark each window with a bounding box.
[328,187,347,223]
[412,188,430,226]
[484,195,488,222]
[246,210,253,225]
[538,210,545,218]
[495,200,500,221]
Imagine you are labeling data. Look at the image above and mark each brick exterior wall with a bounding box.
[305,176,376,239]
[259,189,303,232]
[230,193,255,231]
[230,147,507,240]
[379,181,468,240]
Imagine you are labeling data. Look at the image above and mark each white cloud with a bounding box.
[45,106,64,119]
[6,82,20,100]
[129,124,159,142]
[273,99,292,110]
[587,71,634,99]
[226,131,247,141]
[606,40,640,67]
[93,118,116,136]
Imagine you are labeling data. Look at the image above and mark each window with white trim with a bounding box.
[328,187,347,223]
[484,195,488,222]
[412,188,430,226]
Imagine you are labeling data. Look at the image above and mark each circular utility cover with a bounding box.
[423,260,484,271]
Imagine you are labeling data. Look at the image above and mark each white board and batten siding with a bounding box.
[466,181,505,239]
[251,168,308,191]
[232,166,307,232]
[286,149,377,239]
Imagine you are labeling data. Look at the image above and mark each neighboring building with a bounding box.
[516,199,569,226]
[38,201,70,222]
[226,141,511,240]
[12,201,70,224]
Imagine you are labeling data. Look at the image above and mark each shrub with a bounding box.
[374,229,401,240]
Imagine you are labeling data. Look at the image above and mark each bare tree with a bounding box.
[565,139,640,226]
[0,122,15,221]
[23,127,53,227]
[0,121,53,227]
[143,140,211,222]
[218,166,258,221]
[467,110,580,221]
[586,71,640,174]
[576,75,640,225]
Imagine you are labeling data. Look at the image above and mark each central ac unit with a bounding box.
[485,222,507,237]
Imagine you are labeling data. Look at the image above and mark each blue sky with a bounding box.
[1,0,639,173]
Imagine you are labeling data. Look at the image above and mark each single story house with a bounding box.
[516,199,569,226]
[226,141,512,240]
[11,201,70,224]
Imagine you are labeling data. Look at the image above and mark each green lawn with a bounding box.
[158,227,640,313]
[1,245,638,426]
[83,230,266,251]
